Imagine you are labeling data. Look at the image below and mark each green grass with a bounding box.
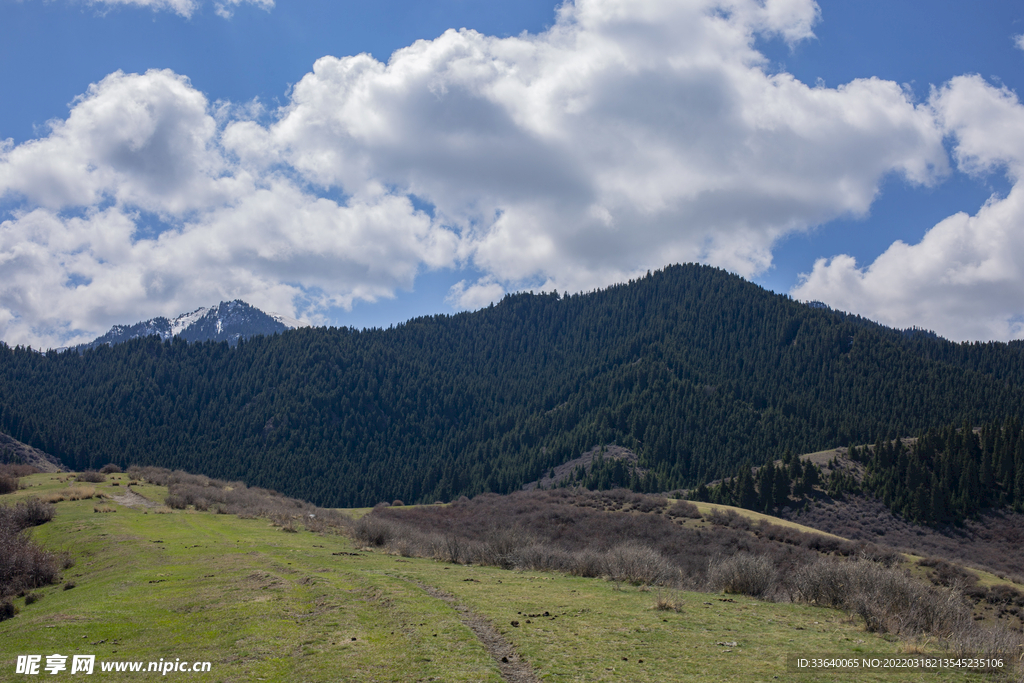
[0,474,1010,682]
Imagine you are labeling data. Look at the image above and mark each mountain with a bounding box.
[80,300,310,349]
[1,263,1023,507]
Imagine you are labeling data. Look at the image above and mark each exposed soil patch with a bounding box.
[110,487,158,509]
[404,578,539,683]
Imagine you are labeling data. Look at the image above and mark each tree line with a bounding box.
[1,263,1022,507]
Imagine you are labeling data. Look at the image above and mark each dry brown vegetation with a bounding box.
[358,487,1023,653]
[787,495,1024,581]
[0,475,16,495]
[0,464,41,495]
[39,486,98,503]
[0,498,69,615]
[128,466,350,532]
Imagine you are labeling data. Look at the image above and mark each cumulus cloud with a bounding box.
[0,70,455,347]
[792,75,1024,342]
[1,0,955,347]
[258,0,943,298]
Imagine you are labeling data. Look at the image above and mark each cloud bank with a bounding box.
[793,75,1024,342]
[0,0,972,347]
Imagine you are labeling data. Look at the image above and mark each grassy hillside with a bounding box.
[2,474,1019,682]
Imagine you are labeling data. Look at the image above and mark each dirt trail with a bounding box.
[403,578,539,683]
[110,486,158,509]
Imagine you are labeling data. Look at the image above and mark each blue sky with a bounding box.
[2,0,1024,346]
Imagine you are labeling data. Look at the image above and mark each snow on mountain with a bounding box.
[269,312,311,329]
[80,301,310,350]
[170,307,210,337]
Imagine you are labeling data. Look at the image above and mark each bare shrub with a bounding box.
[707,509,752,530]
[708,553,778,598]
[0,599,14,621]
[567,549,607,578]
[353,515,400,547]
[304,510,350,534]
[385,534,421,558]
[634,496,668,513]
[164,493,188,510]
[794,558,973,638]
[793,559,849,608]
[0,475,17,495]
[391,500,405,507]
[99,464,122,474]
[435,533,469,564]
[0,465,39,478]
[479,526,534,569]
[947,621,1023,657]
[75,471,106,483]
[1,498,55,529]
[24,592,42,605]
[605,542,673,585]
[0,502,63,598]
[511,544,572,572]
[666,500,702,519]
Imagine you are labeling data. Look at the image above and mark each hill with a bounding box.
[1,263,1024,506]
[0,432,65,473]
[3,471,1021,682]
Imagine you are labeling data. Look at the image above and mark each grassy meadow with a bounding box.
[0,473,1012,682]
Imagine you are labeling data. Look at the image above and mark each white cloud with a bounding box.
[256,0,944,293]
[1,0,956,348]
[1015,34,1024,52]
[446,278,506,310]
[0,70,456,348]
[792,75,1024,342]
[74,0,271,19]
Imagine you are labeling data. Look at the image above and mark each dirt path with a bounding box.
[110,486,158,509]
[403,578,539,683]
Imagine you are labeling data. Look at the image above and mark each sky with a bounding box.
[2,0,1024,347]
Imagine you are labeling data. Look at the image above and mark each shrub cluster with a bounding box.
[129,466,350,532]
[794,558,972,637]
[75,471,106,483]
[357,487,1023,651]
[0,464,39,496]
[0,499,67,603]
[665,500,702,519]
[0,475,16,495]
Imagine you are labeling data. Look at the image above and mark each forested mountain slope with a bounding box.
[1,264,1022,506]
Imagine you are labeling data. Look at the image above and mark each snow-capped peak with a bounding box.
[81,301,311,350]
